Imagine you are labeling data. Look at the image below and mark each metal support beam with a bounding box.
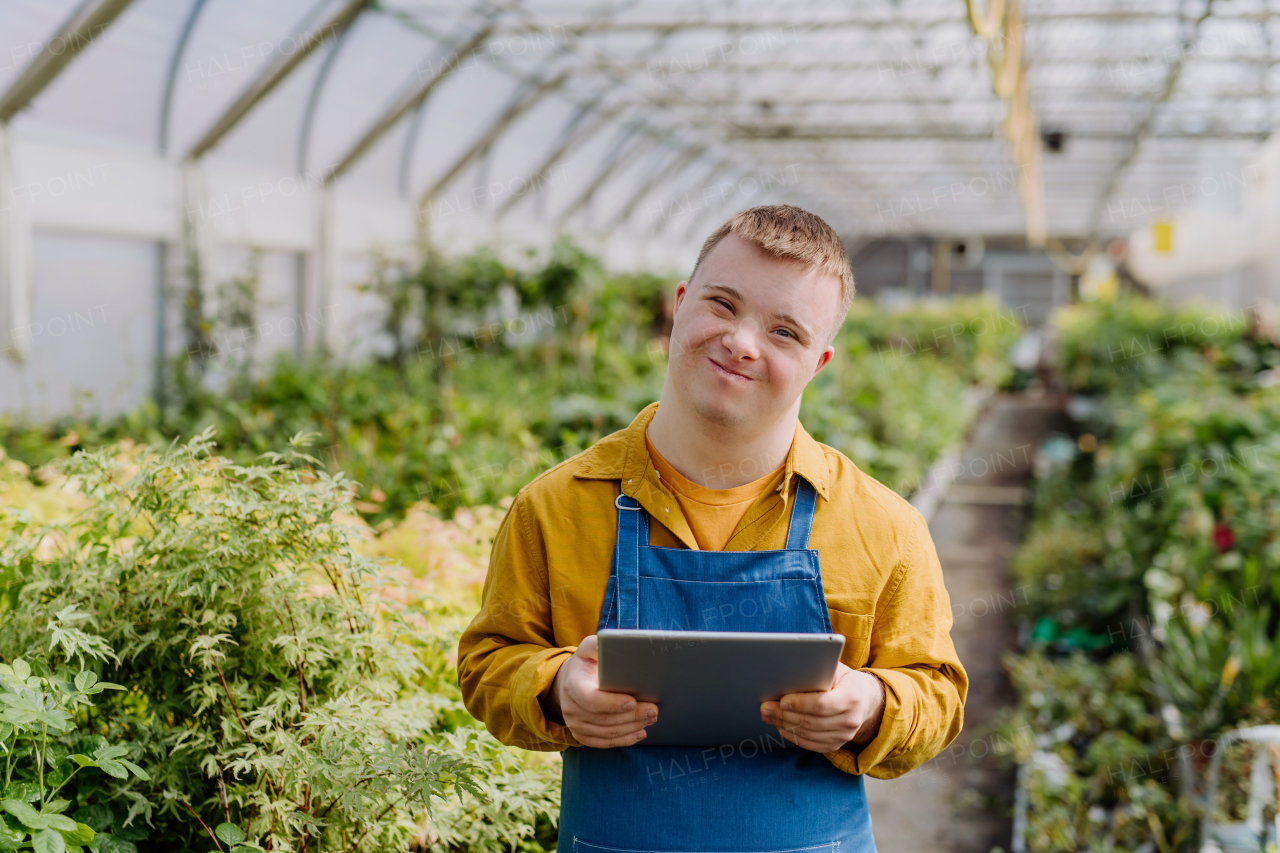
[0,126,32,362]
[656,159,732,236]
[966,0,1046,247]
[0,0,138,122]
[418,67,571,207]
[0,0,133,367]
[484,8,1273,34]
[296,19,357,174]
[1085,0,1221,240]
[311,22,497,348]
[158,0,211,154]
[495,101,620,216]
[493,27,684,217]
[316,185,337,352]
[729,127,1271,141]
[325,23,496,185]
[606,146,706,231]
[185,0,372,160]
[490,2,833,225]
[556,129,660,228]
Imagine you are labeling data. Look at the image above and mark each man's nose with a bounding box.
[721,319,761,359]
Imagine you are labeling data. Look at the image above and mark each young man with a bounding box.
[458,205,967,853]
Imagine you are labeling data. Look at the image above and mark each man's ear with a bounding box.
[812,346,835,378]
[673,282,689,313]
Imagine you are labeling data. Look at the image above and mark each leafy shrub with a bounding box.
[994,652,1195,853]
[1,433,558,853]
[1011,524,1127,652]
[843,295,1024,388]
[1001,297,1280,852]
[1,644,147,853]
[802,343,979,494]
[1056,298,1279,395]
[2,264,1019,521]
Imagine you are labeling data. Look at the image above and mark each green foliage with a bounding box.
[1,433,558,852]
[1003,296,1280,852]
[0,244,1024,850]
[808,295,1024,493]
[994,653,1195,853]
[842,295,1025,388]
[1,250,1021,523]
[801,340,979,495]
[1011,525,1129,652]
[1056,298,1278,395]
[0,650,142,853]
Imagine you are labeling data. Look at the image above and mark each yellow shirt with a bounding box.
[457,402,967,779]
[645,433,784,551]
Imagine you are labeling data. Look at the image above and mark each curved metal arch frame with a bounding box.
[493,26,683,219]
[605,145,707,232]
[183,0,373,162]
[554,126,664,229]
[655,158,734,237]
[494,98,620,217]
[296,14,358,175]
[417,65,573,210]
[412,0,648,214]
[157,0,210,156]
[323,20,498,188]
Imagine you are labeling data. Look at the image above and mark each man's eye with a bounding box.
[774,328,795,339]
[713,298,733,311]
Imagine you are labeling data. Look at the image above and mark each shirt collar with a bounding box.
[573,401,831,502]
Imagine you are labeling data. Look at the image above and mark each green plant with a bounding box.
[993,652,1194,853]
[997,297,1280,852]
[843,295,1024,388]
[1055,298,1278,395]
[0,433,569,852]
[2,267,1018,521]
[0,642,148,853]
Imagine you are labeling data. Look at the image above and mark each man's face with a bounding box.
[666,233,840,430]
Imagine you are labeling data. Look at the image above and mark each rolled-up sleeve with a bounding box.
[456,494,582,751]
[827,511,968,779]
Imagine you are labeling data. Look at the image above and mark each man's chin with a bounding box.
[690,395,752,429]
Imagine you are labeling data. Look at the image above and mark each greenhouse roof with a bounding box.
[0,0,1276,250]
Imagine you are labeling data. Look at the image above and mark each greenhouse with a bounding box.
[2,1,1280,852]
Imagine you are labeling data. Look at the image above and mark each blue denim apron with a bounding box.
[559,479,877,853]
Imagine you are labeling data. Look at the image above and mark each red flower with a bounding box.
[1213,522,1235,553]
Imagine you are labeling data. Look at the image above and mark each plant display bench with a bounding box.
[1201,726,1280,853]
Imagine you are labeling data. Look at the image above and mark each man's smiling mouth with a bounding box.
[707,357,752,381]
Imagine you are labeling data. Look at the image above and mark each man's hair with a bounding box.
[690,204,856,343]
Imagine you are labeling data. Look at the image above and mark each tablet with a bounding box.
[596,629,845,748]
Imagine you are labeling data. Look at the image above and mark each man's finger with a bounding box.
[570,718,652,740]
[770,709,855,733]
[573,684,645,714]
[567,703,658,726]
[778,690,846,716]
[773,724,835,753]
[576,722,645,742]
[577,634,599,660]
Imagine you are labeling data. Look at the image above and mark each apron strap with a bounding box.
[613,491,645,629]
[784,478,818,550]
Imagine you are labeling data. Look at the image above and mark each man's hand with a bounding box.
[760,663,885,753]
[545,635,658,748]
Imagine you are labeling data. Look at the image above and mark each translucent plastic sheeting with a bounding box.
[0,231,158,416]
[0,0,1276,247]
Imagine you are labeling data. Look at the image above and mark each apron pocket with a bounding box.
[827,610,874,669]
[574,839,840,853]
